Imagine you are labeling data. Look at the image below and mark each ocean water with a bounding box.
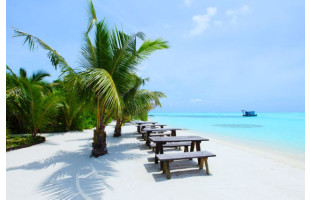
[148,112,305,154]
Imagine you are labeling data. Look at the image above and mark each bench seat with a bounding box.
[149,133,171,137]
[156,151,216,179]
[150,142,191,151]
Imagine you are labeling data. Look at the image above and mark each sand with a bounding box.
[6,122,305,200]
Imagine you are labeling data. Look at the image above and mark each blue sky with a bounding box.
[6,0,305,112]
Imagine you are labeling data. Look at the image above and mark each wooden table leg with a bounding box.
[189,142,195,160]
[196,141,201,165]
[199,158,205,169]
[171,130,176,136]
[195,141,201,151]
[164,161,171,179]
[205,157,210,175]
[190,142,195,151]
[155,143,159,164]
[145,131,150,146]
[160,144,164,169]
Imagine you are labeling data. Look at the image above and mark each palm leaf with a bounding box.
[86,0,97,34]
[13,29,73,74]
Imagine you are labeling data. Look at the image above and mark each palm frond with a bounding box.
[78,68,122,114]
[6,65,17,77]
[19,68,27,78]
[137,38,169,60]
[86,0,97,34]
[13,29,73,74]
[31,71,50,82]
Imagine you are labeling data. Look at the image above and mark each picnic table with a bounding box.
[137,124,167,133]
[134,121,157,132]
[149,136,209,165]
[142,128,182,146]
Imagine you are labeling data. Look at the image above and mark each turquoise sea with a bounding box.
[149,112,305,155]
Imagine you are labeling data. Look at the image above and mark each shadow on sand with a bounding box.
[7,136,143,199]
[144,159,212,182]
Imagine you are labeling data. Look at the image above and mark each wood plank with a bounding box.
[150,142,191,148]
[150,136,209,143]
[156,151,216,161]
[134,121,157,125]
[142,128,182,132]
[137,124,166,127]
[149,133,171,137]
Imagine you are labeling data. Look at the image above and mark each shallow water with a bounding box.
[149,112,305,155]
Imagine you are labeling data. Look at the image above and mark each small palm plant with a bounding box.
[6,66,59,137]
[114,76,166,137]
[13,0,169,157]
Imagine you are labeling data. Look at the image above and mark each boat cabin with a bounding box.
[242,110,257,117]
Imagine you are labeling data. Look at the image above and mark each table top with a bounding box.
[143,128,182,132]
[137,124,167,127]
[134,121,157,125]
[149,136,209,143]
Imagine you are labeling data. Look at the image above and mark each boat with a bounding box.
[242,110,257,117]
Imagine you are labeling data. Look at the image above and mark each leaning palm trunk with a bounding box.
[113,116,122,137]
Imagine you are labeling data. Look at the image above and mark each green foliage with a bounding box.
[6,67,96,134]
[6,66,60,136]
[10,0,168,154]
[71,111,97,131]
[6,135,45,149]
[132,112,148,121]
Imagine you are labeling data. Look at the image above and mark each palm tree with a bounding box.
[113,76,166,137]
[13,0,169,157]
[52,80,88,131]
[6,66,59,136]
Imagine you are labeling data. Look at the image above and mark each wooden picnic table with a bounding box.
[137,124,167,133]
[149,136,209,165]
[137,124,166,127]
[134,121,157,125]
[142,128,182,146]
[134,122,157,132]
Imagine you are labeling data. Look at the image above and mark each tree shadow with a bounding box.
[106,131,138,146]
[7,139,143,199]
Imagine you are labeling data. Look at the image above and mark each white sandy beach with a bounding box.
[6,122,305,200]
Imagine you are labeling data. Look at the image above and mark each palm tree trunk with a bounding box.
[92,116,108,157]
[32,128,37,137]
[113,116,122,137]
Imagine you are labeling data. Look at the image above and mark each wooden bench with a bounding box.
[156,151,216,179]
[150,142,191,152]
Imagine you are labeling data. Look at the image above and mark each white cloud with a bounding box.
[190,98,203,103]
[184,0,193,7]
[190,7,217,36]
[226,5,250,24]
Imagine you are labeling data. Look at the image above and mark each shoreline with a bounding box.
[182,129,305,169]
[6,122,305,200]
